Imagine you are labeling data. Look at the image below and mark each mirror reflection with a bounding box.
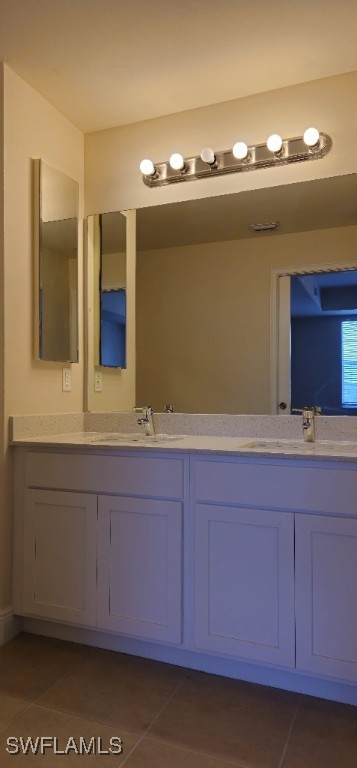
[87,174,357,414]
[291,270,357,415]
[136,175,357,414]
[34,159,79,362]
[99,212,127,368]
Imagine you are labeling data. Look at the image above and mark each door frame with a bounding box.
[270,260,357,414]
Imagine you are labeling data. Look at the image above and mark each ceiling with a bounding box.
[1,1,357,132]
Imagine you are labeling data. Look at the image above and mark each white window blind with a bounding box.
[342,321,357,407]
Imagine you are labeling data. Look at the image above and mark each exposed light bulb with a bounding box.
[200,147,216,165]
[303,127,320,147]
[232,141,248,160]
[267,134,283,153]
[139,158,155,176]
[169,153,185,171]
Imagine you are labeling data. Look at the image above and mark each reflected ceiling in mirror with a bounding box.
[137,174,357,250]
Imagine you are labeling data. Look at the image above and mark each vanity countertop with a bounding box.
[10,431,357,462]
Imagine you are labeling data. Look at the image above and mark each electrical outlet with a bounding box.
[62,367,72,392]
[94,371,103,392]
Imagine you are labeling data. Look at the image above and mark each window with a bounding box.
[341,320,357,407]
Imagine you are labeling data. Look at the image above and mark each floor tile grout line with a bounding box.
[119,672,190,767]
[31,667,80,707]
[278,704,299,768]
[0,661,82,738]
[33,700,142,737]
[0,700,33,739]
[137,732,257,768]
[0,658,90,739]
[119,671,252,768]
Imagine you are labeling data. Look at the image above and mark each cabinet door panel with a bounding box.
[23,489,97,625]
[194,504,295,667]
[98,496,182,643]
[296,514,357,681]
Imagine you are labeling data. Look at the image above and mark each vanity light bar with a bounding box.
[140,130,332,187]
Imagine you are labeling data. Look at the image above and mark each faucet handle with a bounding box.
[292,406,321,415]
[302,406,321,416]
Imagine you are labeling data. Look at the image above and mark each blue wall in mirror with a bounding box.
[100,289,126,368]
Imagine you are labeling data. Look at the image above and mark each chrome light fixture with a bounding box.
[140,128,331,187]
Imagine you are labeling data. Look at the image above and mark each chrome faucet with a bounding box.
[293,406,321,442]
[135,406,155,436]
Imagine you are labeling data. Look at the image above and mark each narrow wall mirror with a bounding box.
[33,159,79,362]
[86,210,135,414]
[98,211,127,368]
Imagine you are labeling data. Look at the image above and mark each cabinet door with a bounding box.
[194,504,295,667]
[97,495,182,643]
[295,513,357,681]
[23,489,97,626]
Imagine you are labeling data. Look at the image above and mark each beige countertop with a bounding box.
[10,431,357,462]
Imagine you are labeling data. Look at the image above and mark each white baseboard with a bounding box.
[0,607,23,646]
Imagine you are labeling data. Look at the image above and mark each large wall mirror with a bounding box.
[87,173,357,415]
[33,159,79,362]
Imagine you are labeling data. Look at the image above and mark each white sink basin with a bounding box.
[243,439,357,454]
[90,432,183,444]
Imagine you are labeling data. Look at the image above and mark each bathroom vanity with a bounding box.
[11,428,357,706]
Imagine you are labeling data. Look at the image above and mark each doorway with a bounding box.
[272,264,357,415]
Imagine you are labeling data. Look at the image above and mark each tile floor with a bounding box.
[0,633,356,767]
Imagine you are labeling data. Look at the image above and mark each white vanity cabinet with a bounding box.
[13,445,357,703]
[194,503,295,666]
[191,455,357,682]
[295,513,357,682]
[22,488,97,626]
[14,449,185,645]
[192,458,295,667]
[97,494,182,643]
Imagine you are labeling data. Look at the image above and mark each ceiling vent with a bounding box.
[249,221,280,232]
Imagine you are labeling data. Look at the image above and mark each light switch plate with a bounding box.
[62,368,72,392]
[94,371,103,392]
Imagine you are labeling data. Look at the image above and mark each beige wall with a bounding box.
[85,72,357,215]
[4,66,84,416]
[137,225,357,414]
[1,65,84,609]
[0,66,5,609]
